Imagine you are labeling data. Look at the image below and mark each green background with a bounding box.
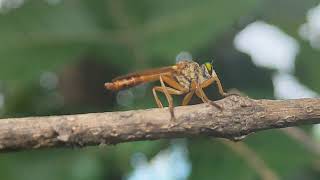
[0,0,319,179]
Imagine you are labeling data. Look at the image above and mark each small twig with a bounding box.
[281,127,320,156]
[219,139,279,180]
[0,96,319,152]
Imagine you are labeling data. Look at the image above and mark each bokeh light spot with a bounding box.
[175,51,193,63]
[116,89,134,107]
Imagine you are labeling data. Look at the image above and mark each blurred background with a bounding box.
[0,0,320,179]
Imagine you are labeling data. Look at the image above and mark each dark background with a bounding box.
[0,0,320,179]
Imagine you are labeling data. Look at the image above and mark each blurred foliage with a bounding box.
[296,41,320,93]
[0,0,320,180]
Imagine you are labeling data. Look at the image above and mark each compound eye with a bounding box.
[204,62,212,74]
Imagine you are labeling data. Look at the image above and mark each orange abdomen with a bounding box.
[104,74,160,91]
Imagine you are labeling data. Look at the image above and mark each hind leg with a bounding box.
[152,77,186,119]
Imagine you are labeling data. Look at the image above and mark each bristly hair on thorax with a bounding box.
[172,60,213,90]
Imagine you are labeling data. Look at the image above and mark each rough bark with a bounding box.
[0,96,319,152]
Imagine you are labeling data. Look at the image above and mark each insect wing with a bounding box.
[112,66,178,82]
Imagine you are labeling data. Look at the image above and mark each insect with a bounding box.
[105,60,234,119]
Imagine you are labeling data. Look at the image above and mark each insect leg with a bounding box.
[160,76,176,119]
[212,76,229,97]
[153,78,185,119]
[161,75,188,92]
[152,86,164,108]
[193,81,222,110]
[200,76,239,97]
[161,75,191,106]
[212,76,240,97]
[182,91,195,106]
[152,86,185,108]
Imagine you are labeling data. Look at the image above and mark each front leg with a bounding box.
[191,81,223,110]
[201,76,240,98]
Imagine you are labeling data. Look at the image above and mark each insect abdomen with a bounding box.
[105,74,159,91]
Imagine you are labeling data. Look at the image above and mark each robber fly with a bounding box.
[105,60,233,119]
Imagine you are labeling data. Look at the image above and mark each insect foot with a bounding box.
[208,100,223,111]
[169,107,177,121]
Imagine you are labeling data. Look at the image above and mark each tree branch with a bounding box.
[0,96,320,152]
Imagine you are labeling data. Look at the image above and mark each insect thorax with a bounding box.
[173,60,211,90]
